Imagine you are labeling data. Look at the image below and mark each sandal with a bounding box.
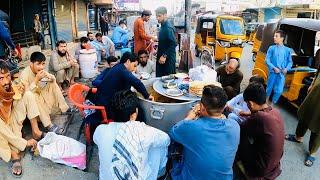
[47,124,64,135]
[304,155,316,167]
[285,134,302,143]
[11,159,23,178]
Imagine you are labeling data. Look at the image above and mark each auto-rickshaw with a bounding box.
[194,13,246,65]
[251,24,265,61]
[252,18,320,107]
[245,22,259,42]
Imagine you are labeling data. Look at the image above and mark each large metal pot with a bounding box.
[138,85,197,132]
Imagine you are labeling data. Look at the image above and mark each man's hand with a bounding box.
[159,55,166,64]
[186,104,200,120]
[35,70,46,83]
[282,68,288,75]
[239,111,251,116]
[151,36,157,42]
[148,95,154,101]
[273,67,281,73]
[27,139,37,149]
[225,105,233,112]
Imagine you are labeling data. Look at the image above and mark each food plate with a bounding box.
[163,81,177,89]
[165,88,183,97]
[175,73,188,79]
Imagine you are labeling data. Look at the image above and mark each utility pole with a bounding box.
[179,0,193,71]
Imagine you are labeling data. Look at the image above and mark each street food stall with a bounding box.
[138,68,221,132]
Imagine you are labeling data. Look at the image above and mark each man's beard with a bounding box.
[89,39,94,41]
[139,61,147,67]
[57,50,67,57]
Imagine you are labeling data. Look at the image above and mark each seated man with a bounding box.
[226,76,264,124]
[169,85,240,180]
[0,60,38,177]
[74,36,95,62]
[238,83,285,179]
[94,52,153,110]
[136,49,156,78]
[91,32,115,64]
[20,52,69,134]
[49,40,79,91]
[216,58,243,100]
[92,56,118,87]
[93,90,170,180]
[111,20,129,48]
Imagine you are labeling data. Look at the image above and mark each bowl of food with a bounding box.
[165,88,183,97]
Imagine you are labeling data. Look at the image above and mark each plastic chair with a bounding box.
[68,83,109,144]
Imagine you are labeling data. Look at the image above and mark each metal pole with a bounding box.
[185,0,191,48]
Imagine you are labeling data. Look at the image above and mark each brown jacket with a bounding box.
[134,17,151,54]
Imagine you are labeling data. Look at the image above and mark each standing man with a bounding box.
[100,12,108,36]
[133,10,156,54]
[285,66,320,167]
[265,30,292,105]
[155,7,177,77]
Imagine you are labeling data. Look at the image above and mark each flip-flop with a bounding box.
[285,134,302,143]
[305,155,316,167]
[10,159,23,178]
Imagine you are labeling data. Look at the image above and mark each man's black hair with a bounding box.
[249,76,264,85]
[243,83,266,105]
[110,90,139,122]
[138,49,148,57]
[275,30,286,39]
[80,37,89,44]
[87,31,93,37]
[201,85,228,115]
[119,20,126,25]
[95,32,103,38]
[106,56,118,65]
[0,60,10,73]
[56,40,66,47]
[120,52,137,64]
[30,51,46,63]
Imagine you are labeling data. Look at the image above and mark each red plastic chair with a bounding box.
[68,83,110,144]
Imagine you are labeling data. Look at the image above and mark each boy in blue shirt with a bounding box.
[169,85,240,180]
[265,30,292,104]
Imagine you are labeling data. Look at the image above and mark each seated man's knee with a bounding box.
[56,70,66,83]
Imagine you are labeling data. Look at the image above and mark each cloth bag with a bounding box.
[37,132,86,170]
[189,65,217,82]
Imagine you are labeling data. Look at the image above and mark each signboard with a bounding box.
[279,0,315,5]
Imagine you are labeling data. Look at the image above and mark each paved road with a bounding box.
[0,44,318,180]
[240,44,320,180]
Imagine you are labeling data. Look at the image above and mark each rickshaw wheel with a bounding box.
[252,53,257,62]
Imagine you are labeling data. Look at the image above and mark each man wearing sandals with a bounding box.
[285,66,320,167]
[0,60,37,177]
[20,52,69,135]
